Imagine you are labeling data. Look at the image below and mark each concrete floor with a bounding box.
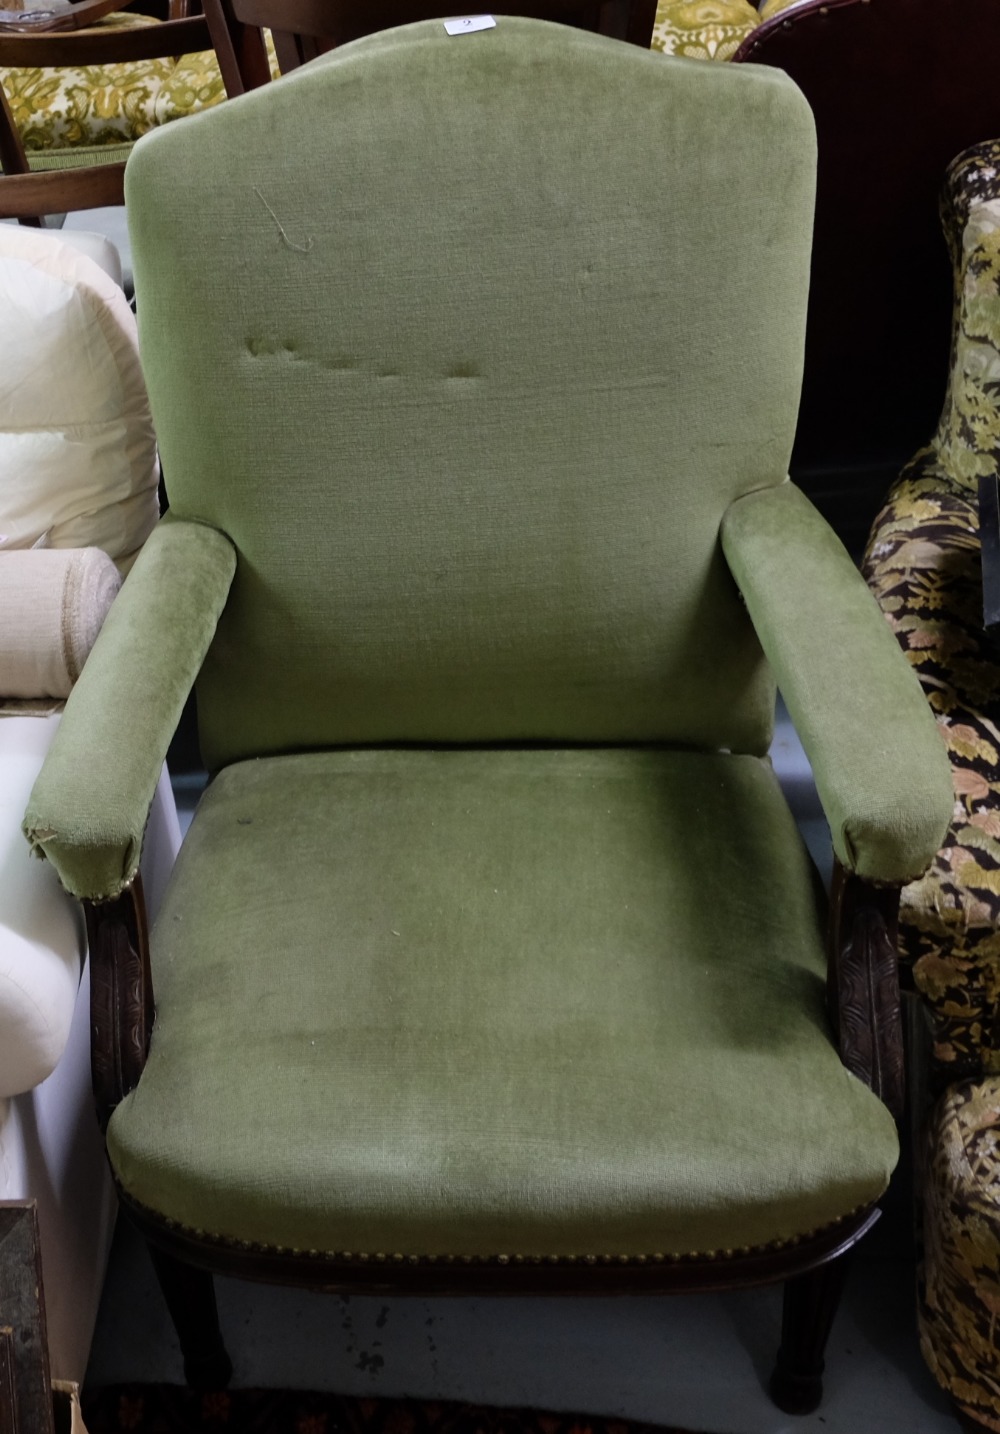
[85,1192,959,1434]
[84,706,964,1433]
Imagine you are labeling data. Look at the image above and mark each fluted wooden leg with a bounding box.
[147,1244,233,1390]
[769,1253,851,1414]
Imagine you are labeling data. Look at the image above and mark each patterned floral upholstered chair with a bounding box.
[651,0,758,60]
[21,17,952,1415]
[863,139,1000,1434]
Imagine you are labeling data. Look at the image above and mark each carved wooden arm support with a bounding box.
[84,876,154,1133]
[826,862,904,1122]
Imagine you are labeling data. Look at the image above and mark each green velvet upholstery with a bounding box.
[126,21,813,771]
[722,482,952,885]
[22,20,949,1274]
[24,516,236,899]
[108,747,897,1257]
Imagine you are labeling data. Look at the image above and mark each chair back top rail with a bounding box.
[0,14,211,66]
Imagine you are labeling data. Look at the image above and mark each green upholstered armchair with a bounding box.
[863,140,1000,1434]
[22,19,951,1413]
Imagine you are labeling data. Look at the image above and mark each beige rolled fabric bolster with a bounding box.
[0,548,121,700]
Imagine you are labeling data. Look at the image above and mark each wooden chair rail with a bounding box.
[0,0,143,34]
[206,0,657,93]
[0,160,124,216]
[0,14,211,65]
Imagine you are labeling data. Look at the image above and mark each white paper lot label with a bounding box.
[444,14,497,33]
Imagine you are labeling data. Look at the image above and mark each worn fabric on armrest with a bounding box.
[23,516,236,900]
[721,481,952,884]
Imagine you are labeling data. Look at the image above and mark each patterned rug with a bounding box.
[80,1387,706,1434]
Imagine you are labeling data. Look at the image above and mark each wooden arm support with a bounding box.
[0,163,125,218]
[84,876,154,1133]
[826,862,905,1122]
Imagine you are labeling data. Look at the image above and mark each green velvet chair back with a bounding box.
[125,20,816,771]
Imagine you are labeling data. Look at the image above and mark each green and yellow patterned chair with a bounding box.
[0,2,276,219]
[651,0,759,60]
[863,139,1000,1434]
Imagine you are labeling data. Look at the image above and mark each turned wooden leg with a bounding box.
[147,1244,233,1390]
[769,1253,851,1414]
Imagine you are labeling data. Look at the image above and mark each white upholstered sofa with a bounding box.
[0,224,179,1405]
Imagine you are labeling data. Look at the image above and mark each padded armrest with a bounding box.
[23,515,236,900]
[721,481,952,885]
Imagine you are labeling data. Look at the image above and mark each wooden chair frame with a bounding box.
[0,9,215,220]
[202,0,657,96]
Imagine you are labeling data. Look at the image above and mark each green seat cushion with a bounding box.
[108,746,897,1260]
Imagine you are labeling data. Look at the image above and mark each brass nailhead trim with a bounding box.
[136,1196,865,1269]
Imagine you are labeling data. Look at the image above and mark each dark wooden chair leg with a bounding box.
[147,1244,233,1390]
[769,1252,852,1414]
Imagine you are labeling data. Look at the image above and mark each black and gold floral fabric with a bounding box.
[863,139,1000,1432]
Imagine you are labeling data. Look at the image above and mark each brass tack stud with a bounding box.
[497,1254,510,1265]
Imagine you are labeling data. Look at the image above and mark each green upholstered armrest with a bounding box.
[721,481,952,885]
[23,515,236,900]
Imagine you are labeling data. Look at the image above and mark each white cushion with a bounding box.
[48,226,124,289]
[0,225,159,571]
[0,713,83,1098]
[0,547,121,700]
